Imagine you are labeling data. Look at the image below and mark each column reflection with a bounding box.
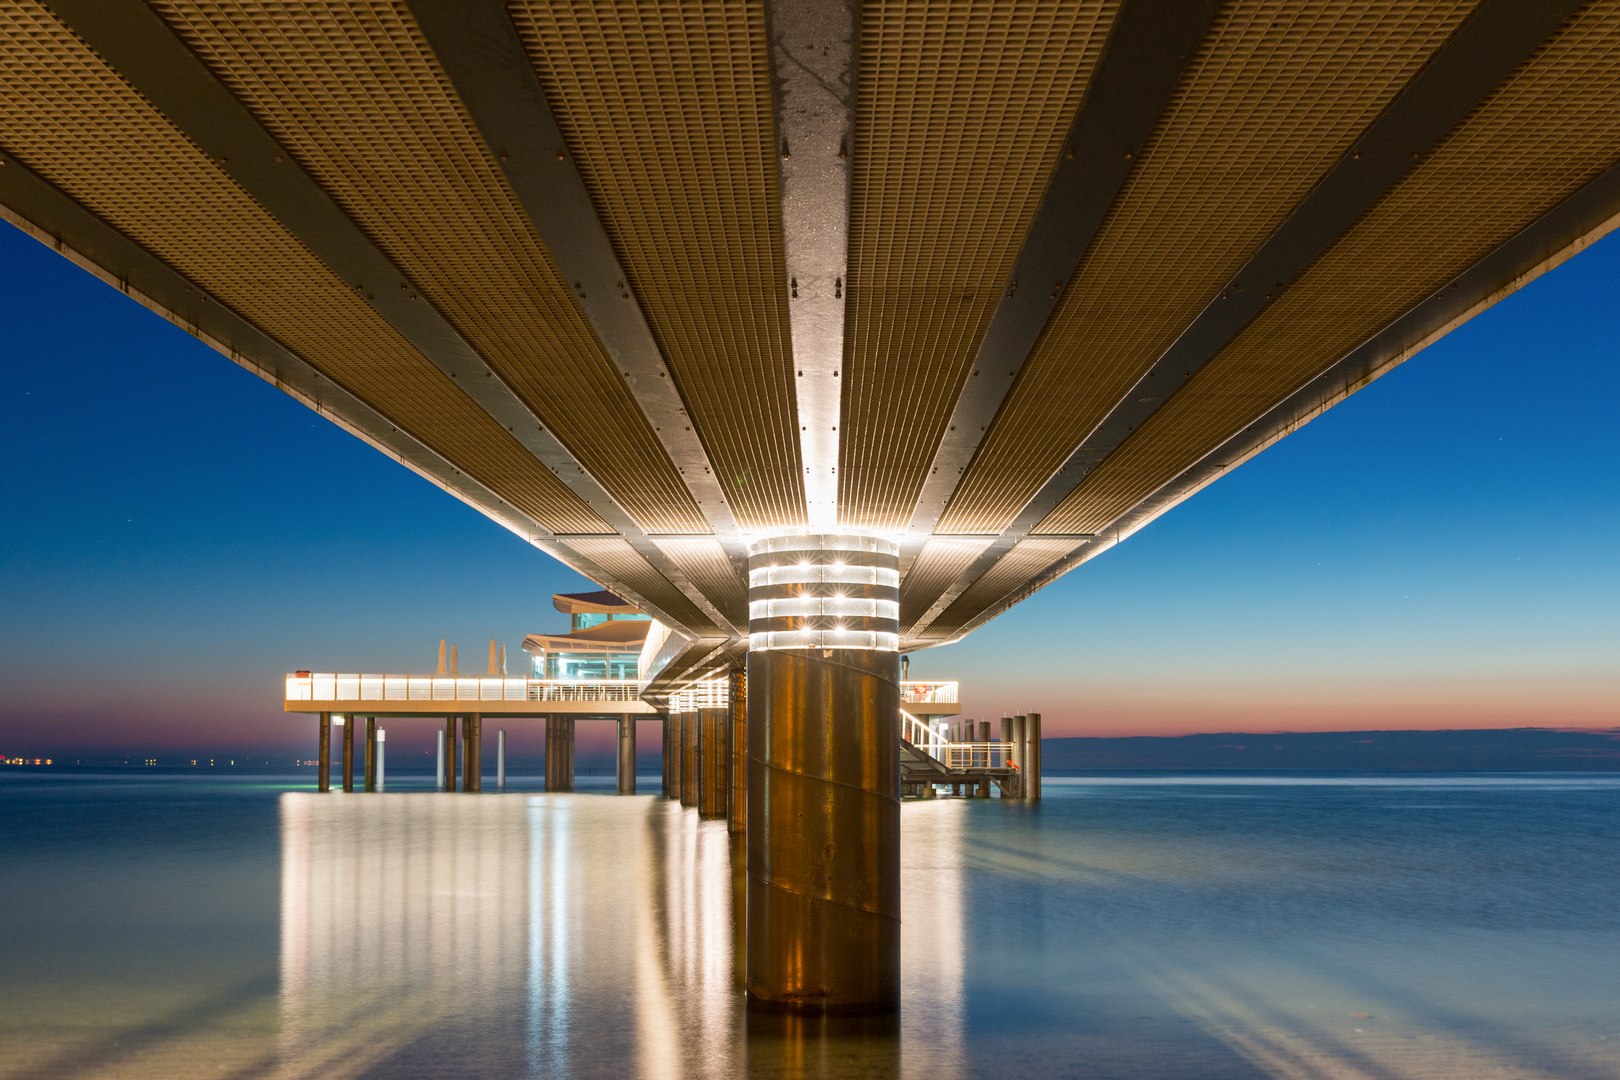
[278,794,966,1078]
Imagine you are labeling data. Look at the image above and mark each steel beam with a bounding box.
[766,0,856,530]
[404,0,746,577]
[915,0,1590,641]
[934,149,1620,649]
[38,0,730,639]
[1012,0,1588,537]
[901,0,1222,566]
[0,157,667,624]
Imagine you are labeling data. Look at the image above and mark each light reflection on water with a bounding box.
[276,795,962,1078]
[4,773,1620,1078]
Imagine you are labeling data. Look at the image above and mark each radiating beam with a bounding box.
[1014,0,1587,543]
[767,0,856,531]
[900,0,1221,566]
[0,150,672,626]
[928,146,1620,648]
[42,0,736,636]
[911,0,1586,641]
[403,0,745,569]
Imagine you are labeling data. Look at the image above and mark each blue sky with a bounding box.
[1,217,1616,753]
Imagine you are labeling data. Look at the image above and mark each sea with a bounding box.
[3,769,1618,1079]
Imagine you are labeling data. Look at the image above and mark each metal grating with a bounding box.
[941,0,1478,534]
[1041,0,1620,536]
[509,0,804,534]
[898,536,994,633]
[565,538,722,637]
[0,0,608,535]
[653,537,748,629]
[921,538,1074,640]
[840,0,1117,532]
[150,0,707,536]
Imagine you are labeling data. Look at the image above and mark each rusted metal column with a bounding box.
[660,713,671,796]
[729,667,747,834]
[365,716,377,792]
[746,534,900,1014]
[617,713,636,794]
[1029,712,1042,800]
[681,710,698,807]
[317,712,330,793]
[1013,714,1028,797]
[563,717,574,792]
[444,716,458,792]
[465,714,481,792]
[341,715,354,793]
[696,707,719,817]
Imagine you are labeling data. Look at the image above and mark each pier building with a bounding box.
[9,0,1620,1013]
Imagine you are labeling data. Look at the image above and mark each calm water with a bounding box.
[3,771,1619,1079]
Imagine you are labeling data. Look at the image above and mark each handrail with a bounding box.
[901,709,948,761]
[944,742,1015,770]
[284,674,641,703]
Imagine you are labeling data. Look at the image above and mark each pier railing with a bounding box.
[901,710,1014,771]
[285,674,642,703]
[900,681,958,704]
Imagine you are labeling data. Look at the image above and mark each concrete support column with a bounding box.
[745,533,900,1014]
[365,716,377,792]
[341,715,354,793]
[436,728,445,790]
[498,729,507,790]
[317,712,331,793]
[1028,711,1042,800]
[680,710,698,807]
[376,728,386,791]
[444,716,457,793]
[617,714,636,795]
[728,667,747,835]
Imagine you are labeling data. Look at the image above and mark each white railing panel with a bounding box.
[900,681,959,704]
[943,742,1014,770]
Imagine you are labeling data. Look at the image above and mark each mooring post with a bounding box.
[1013,714,1028,797]
[1029,712,1042,800]
[317,712,331,793]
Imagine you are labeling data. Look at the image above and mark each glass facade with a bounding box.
[532,650,639,680]
[570,612,653,632]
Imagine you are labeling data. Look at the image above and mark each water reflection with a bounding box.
[278,794,965,1078]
